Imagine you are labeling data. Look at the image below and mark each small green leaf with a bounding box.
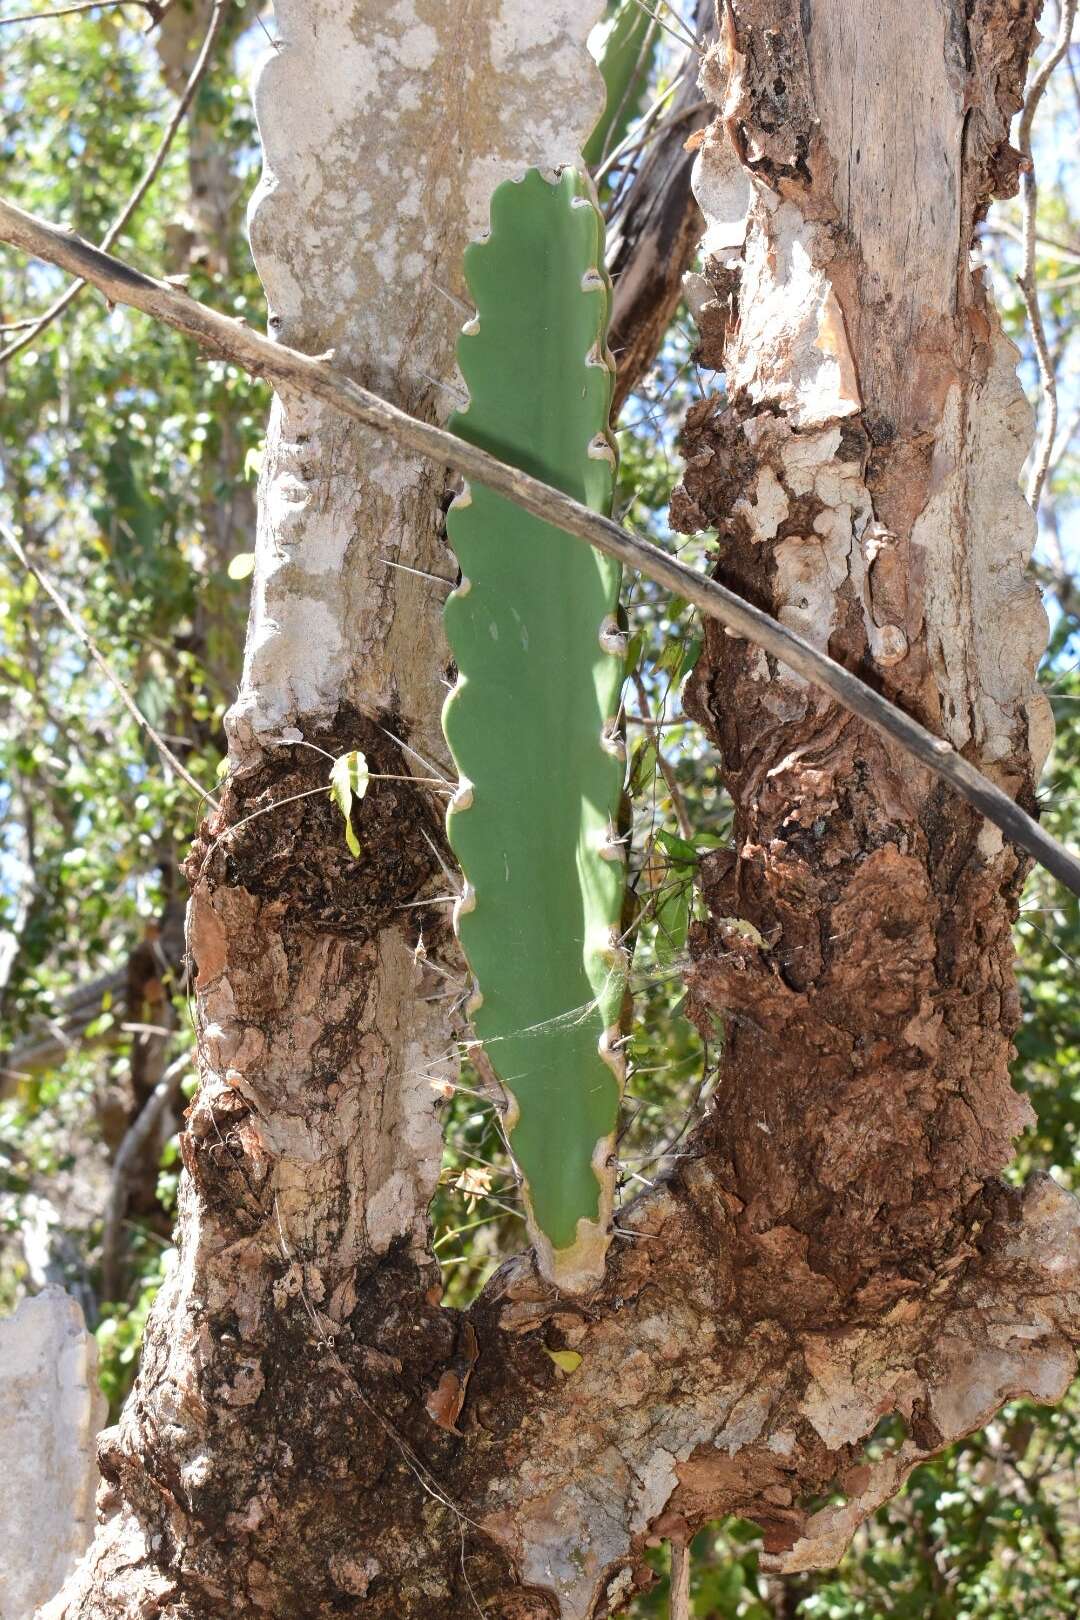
[656,638,684,676]
[243,445,265,482]
[545,1348,583,1374]
[679,634,703,681]
[719,916,771,950]
[629,737,657,795]
[655,879,691,966]
[329,750,369,858]
[655,828,698,866]
[227,552,255,581]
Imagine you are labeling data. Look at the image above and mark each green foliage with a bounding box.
[0,3,261,1369]
[443,168,625,1278]
[1012,655,1080,1189]
[96,1248,172,1421]
[585,0,659,171]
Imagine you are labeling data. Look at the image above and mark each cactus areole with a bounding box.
[442,168,626,1292]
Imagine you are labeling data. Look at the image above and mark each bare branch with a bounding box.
[0,0,161,25]
[630,0,703,56]
[984,219,1080,267]
[0,517,219,808]
[0,0,225,366]
[668,1541,691,1620]
[595,72,688,188]
[99,1050,188,1303]
[0,192,1077,896]
[1016,0,1078,513]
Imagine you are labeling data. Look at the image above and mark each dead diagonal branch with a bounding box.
[0,192,1077,896]
[99,1049,188,1303]
[0,1,163,24]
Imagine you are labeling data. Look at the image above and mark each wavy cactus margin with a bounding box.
[442,168,626,1293]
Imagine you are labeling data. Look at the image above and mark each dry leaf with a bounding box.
[545,1348,583,1374]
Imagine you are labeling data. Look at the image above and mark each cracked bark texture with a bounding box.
[44,4,1080,1619]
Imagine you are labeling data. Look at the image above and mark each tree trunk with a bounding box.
[675,0,1056,1294]
[47,4,1079,1619]
[45,2,610,1613]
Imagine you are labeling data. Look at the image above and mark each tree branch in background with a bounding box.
[1,193,1079,895]
[0,0,224,365]
[985,218,1080,266]
[630,0,704,55]
[99,1051,187,1304]
[0,0,164,25]
[668,1540,692,1620]
[607,0,714,414]
[1037,561,1080,627]
[0,518,218,808]
[1017,0,1079,513]
[0,777,36,1010]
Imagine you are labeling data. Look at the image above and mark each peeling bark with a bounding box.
[45,5,1080,1619]
[674,0,1053,1284]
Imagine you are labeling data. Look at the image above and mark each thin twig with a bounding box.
[0,517,218,808]
[600,99,706,182]
[595,13,659,167]
[594,70,688,188]
[1016,0,1078,513]
[0,0,158,23]
[0,0,226,367]
[983,219,1080,267]
[630,0,702,55]
[2,196,1079,897]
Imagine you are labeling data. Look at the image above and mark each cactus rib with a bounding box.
[442,168,626,1293]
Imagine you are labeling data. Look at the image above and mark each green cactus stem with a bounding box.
[584,0,659,172]
[442,167,626,1292]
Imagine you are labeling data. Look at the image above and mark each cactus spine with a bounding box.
[442,168,626,1293]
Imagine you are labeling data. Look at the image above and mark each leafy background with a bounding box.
[0,2,1077,1614]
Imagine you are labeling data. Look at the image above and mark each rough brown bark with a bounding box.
[674,0,1053,1286]
[42,5,1079,1620]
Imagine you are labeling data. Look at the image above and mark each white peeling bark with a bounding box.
[214,0,611,1266]
[690,22,1050,781]
[235,0,607,766]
